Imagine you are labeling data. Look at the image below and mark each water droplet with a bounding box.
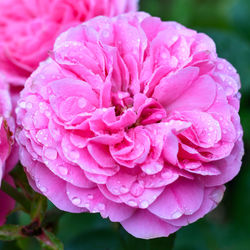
[128,200,137,207]
[78,98,87,109]
[40,186,47,193]
[87,194,94,200]
[69,150,80,161]
[84,203,90,209]
[139,200,149,209]
[72,197,81,205]
[39,102,47,113]
[31,153,38,160]
[45,110,51,117]
[58,166,68,176]
[26,102,33,109]
[161,53,168,59]
[98,203,106,211]
[172,35,178,42]
[217,63,224,70]
[211,189,224,203]
[102,30,110,38]
[113,187,119,195]
[171,210,182,219]
[161,170,173,179]
[156,114,162,120]
[227,65,234,72]
[120,186,129,194]
[20,102,26,109]
[44,148,57,160]
[130,182,144,197]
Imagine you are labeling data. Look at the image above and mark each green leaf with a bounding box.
[17,237,40,250]
[1,181,31,213]
[147,234,176,250]
[139,0,172,20]
[30,193,47,223]
[231,0,250,40]
[169,0,233,29]
[120,226,176,250]
[0,225,23,241]
[36,230,64,250]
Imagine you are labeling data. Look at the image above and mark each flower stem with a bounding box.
[1,180,30,212]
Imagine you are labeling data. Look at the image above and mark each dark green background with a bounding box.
[1,0,250,249]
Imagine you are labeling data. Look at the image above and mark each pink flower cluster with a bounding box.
[0,0,138,86]
[16,12,244,238]
[0,77,16,226]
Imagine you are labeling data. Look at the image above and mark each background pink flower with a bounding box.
[16,12,243,239]
[0,0,138,86]
[0,77,16,226]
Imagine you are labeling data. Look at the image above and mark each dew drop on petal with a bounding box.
[210,189,224,204]
[102,30,110,38]
[78,98,87,109]
[98,203,106,211]
[45,110,51,117]
[40,186,47,193]
[130,182,144,197]
[217,63,224,70]
[26,102,33,109]
[139,200,149,209]
[84,203,90,208]
[20,101,26,109]
[44,148,57,160]
[69,150,80,161]
[161,53,168,59]
[87,194,94,200]
[128,200,137,207]
[120,186,129,194]
[171,210,183,219]
[161,169,173,179]
[58,166,68,176]
[72,197,81,205]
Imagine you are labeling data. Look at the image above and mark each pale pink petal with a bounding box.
[121,210,180,239]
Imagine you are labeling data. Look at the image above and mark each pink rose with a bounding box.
[0,0,138,86]
[0,77,16,226]
[16,12,244,239]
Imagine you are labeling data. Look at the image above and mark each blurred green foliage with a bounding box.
[1,0,250,249]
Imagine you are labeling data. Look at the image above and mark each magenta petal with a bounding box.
[163,132,179,165]
[106,171,136,196]
[32,162,82,213]
[15,12,243,239]
[153,67,199,107]
[148,179,204,219]
[202,139,243,187]
[105,201,136,222]
[121,210,180,239]
[87,143,117,168]
[166,186,225,226]
[167,75,217,112]
[0,175,15,226]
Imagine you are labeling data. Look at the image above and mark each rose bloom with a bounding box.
[16,12,243,239]
[0,77,16,226]
[0,0,138,86]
